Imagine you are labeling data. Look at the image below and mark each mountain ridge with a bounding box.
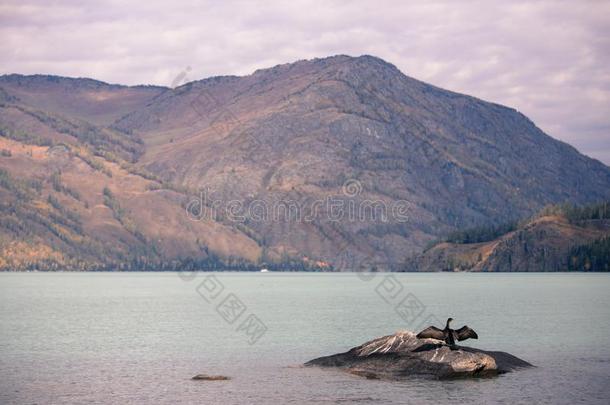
[403,203,610,272]
[1,55,610,270]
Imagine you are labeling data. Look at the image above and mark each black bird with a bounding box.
[416,318,478,348]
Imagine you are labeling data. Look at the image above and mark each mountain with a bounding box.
[1,55,610,271]
[0,76,260,270]
[0,74,165,125]
[403,203,610,272]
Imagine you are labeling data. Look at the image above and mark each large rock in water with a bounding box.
[305,331,532,379]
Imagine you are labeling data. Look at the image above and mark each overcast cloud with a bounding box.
[1,0,609,164]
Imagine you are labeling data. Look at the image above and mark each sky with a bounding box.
[1,0,609,164]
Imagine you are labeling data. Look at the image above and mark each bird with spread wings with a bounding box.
[416,317,478,347]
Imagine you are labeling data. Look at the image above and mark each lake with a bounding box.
[1,272,609,404]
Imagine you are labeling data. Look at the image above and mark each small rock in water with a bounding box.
[191,374,231,381]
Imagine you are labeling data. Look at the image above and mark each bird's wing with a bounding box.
[456,325,478,341]
[416,326,445,340]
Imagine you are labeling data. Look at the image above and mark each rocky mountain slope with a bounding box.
[404,204,610,272]
[0,76,260,270]
[1,55,610,270]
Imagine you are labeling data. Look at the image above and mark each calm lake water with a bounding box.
[1,272,609,404]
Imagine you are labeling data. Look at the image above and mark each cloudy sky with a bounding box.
[1,0,609,163]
